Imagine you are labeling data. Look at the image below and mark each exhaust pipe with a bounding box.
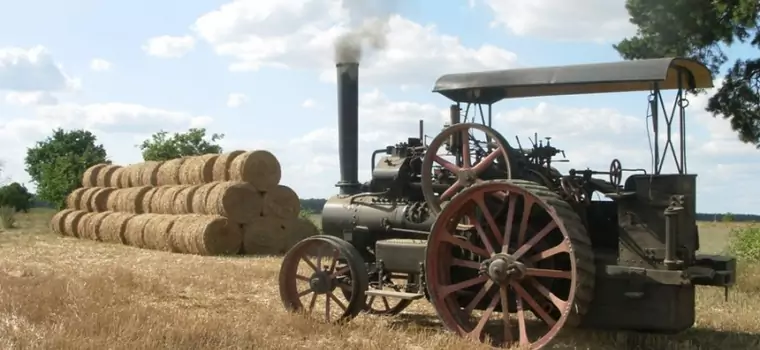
[335,62,361,195]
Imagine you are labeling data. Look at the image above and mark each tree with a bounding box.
[615,0,760,147]
[0,182,33,212]
[25,129,108,209]
[138,128,225,161]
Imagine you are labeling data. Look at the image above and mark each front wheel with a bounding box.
[278,235,369,324]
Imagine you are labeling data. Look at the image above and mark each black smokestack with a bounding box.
[335,62,361,195]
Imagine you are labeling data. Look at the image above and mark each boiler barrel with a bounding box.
[321,195,436,240]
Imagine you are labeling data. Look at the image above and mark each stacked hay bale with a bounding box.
[48,150,318,256]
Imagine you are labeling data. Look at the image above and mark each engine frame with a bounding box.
[281,57,737,349]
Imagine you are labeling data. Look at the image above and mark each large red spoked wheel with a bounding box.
[421,123,513,215]
[424,180,595,349]
[279,235,369,323]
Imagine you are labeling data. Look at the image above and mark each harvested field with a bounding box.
[1,210,758,350]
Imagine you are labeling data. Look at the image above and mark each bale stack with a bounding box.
[48,149,315,256]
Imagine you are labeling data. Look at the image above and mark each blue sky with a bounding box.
[0,0,757,214]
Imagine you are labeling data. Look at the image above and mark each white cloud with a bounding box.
[35,103,213,134]
[301,98,316,108]
[90,58,112,72]
[0,102,217,189]
[226,93,248,108]
[484,0,636,42]
[142,35,196,58]
[4,91,58,106]
[191,1,518,86]
[494,102,651,172]
[0,45,78,92]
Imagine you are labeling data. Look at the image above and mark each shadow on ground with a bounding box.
[387,313,760,350]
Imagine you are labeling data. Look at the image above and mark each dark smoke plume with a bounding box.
[334,0,396,63]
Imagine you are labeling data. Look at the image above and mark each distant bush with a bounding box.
[0,183,33,213]
[727,224,760,261]
[0,205,16,229]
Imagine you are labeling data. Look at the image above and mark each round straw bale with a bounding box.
[229,150,281,191]
[138,161,163,187]
[167,215,201,254]
[140,187,160,213]
[205,181,261,223]
[146,186,172,213]
[123,214,157,248]
[242,217,287,255]
[155,185,190,214]
[81,211,113,241]
[63,210,88,238]
[77,188,101,211]
[177,156,197,185]
[119,165,137,188]
[156,158,186,186]
[191,182,219,214]
[262,185,300,220]
[109,167,125,188]
[49,209,74,236]
[196,154,219,183]
[283,216,321,251]
[212,150,245,182]
[209,217,242,255]
[105,189,124,211]
[128,164,142,187]
[75,212,94,239]
[96,165,121,187]
[99,212,135,244]
[123,186,152,213]
[178,154,219,185]
[90,187,114,212]
[82,164,107,187]
[142,214,177,251]
[173,185,200,214]
[168,215,240,255]
[65,188,87,210]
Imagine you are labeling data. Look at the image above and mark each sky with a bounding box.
[0,0,757,214]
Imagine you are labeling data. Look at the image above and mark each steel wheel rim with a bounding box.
[279,238,364,323]
[421,123,513,216]
[425,181,580,349]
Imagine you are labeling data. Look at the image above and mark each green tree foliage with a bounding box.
[138,128,225,161]
[0,182,33,212]
[615,0,760,146]
[25,129,108,209]
[300,198,327,213]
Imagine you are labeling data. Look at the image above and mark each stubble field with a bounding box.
[0,209,758,350]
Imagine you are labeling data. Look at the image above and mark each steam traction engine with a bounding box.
[277,58,737,349]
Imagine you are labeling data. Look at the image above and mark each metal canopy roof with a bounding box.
[432,57,714,104]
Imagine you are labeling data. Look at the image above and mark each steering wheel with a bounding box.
[421,123,513,215]
[609,158,622,187]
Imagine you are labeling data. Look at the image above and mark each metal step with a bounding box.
[604,191,637,199]
[365,289,424,300]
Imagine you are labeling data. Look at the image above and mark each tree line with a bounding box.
[12,128,225,210]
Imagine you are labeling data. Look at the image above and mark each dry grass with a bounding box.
[0,210,758,350]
